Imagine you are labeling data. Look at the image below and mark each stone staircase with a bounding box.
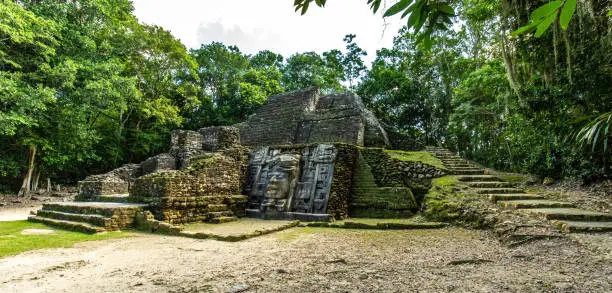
[203,203,238,224]
[427,146,612,233]
[28,202,148,233]
[425,147,486,175]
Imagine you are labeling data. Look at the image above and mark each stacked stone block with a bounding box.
[239,88,390,148]
[199,126,240,151]
[141,153,177,175]
[350,150,417,218]
[29,202,147,232]
[77,163,142,201]
[130,148,250,224]
[239,87,320,146]
[169,130,205,169]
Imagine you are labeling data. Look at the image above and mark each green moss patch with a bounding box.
[0,221,134,258]
[304,217,444,230]
[385,150,447,171]
[422,176,496,228]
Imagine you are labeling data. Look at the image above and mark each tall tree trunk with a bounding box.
[18,145,37,197]
[499,23,522,100]
[32,169,40,192]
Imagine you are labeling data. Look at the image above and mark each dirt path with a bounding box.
[0,227,610,293]
[0,206,40,222]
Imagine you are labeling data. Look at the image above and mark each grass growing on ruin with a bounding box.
[337,217,428,225]
[0,221,134,258]
[384,150,447,170]
[422,176,495,228]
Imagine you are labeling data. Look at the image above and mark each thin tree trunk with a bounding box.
[32,169,40,192]
[562,29,573,84]
[47,178,51,192]
[499,19,522,100]
[18,145,37,197]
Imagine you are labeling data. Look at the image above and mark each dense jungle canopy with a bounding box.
[0,0,610,194]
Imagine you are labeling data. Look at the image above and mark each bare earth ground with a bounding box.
[541,178,612,214]
[181,219,292,236]
[0,206,41,221]
[0,227,610,293]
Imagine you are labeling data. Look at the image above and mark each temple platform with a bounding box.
[28,202,148,233]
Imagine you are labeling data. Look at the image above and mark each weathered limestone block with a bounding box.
[77,181,128,201]
[363,109,391,147]
[239,88,319,146]
[76,163,142,200]
[141,153,177,175]
[384,126,424,151]
[169,130,204,169]
[130,148,250,224]
[349,149,419,218]
[199,126,240,151]
[238,88,390,148]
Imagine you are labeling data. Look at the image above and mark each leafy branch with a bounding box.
[512,0,577,37]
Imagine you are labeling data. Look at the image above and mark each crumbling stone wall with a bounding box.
[130,147,250,224]
[239,88,390,148]
[141,153,177,176]
[77,164,142,201]
[199,126,240,151]
[297,93,365,145]
[327,144,358,219]
[169,130,204,169]
[384,127,424,151]
[239,88,319,146]
[353,148,447,213]
[350,149,417,218]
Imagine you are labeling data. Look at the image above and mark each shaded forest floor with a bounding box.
[0,227,610,293]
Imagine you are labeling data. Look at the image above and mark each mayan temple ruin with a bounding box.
[27,87,451,232]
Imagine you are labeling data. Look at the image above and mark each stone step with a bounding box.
[445,164,473,168]
[42,202,148,217]
[451,169,485,175]
[553,220,612,233]
[98,194,130,203]
[35,210,111,228]
[498,200,575,210]
[488,193,545,203]
[475,188,524,194]
[521,208,612,222]
[208,216,237,224]
[468,181,513,188]
[207,204,229,212]
[207,211,235,218]
[458,175,502,182]
[28,216,106,233]
[439,156,462,160]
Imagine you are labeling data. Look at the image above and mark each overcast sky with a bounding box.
[131,0,405,65]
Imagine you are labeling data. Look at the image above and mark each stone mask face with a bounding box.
[264,154,300,200]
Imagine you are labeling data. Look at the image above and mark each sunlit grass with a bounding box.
[385,150,448,170]
[0,220,135,258]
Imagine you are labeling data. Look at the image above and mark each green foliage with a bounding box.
[513,0,578,37]
[574,112,612,153]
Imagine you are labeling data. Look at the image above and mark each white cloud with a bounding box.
[131,0,405,64]
[195,21,283,53]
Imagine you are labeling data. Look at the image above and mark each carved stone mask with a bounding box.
[264,154,300,199]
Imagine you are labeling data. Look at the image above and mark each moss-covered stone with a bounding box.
[422,176,496,229]
[129,147,250,224]
[327,143,358,219]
